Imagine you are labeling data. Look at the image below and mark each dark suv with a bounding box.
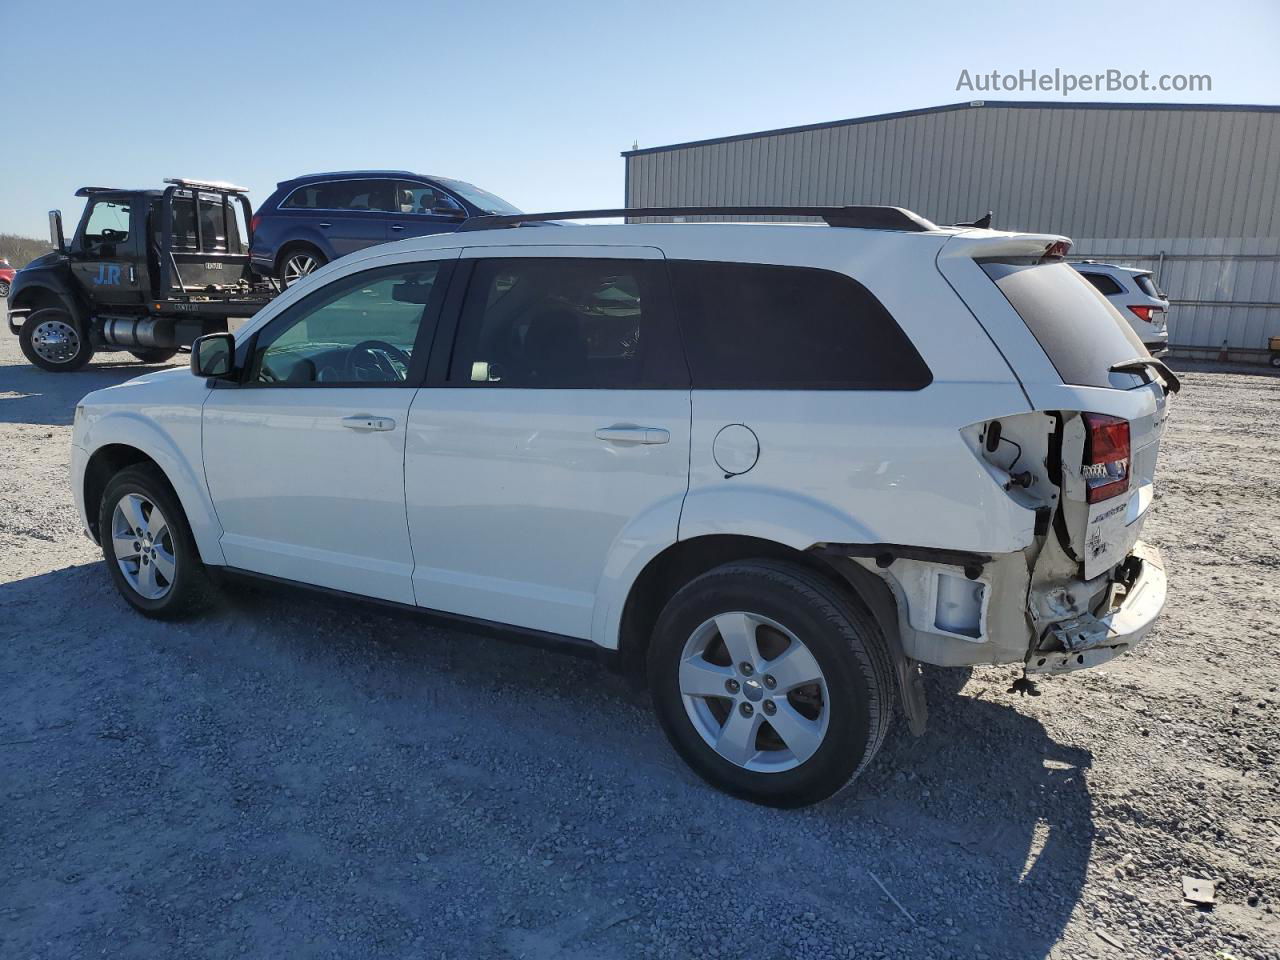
[249,171,522,287]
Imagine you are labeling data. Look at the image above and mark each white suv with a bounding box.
[70,205,1176,807]
[1072,261,1170,355]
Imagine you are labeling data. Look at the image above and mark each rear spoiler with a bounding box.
[937,231,1074,262]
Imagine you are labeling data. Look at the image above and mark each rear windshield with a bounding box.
[1134,273,1165,299]
[982,260,1149,389]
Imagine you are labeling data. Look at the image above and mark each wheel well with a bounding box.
[616,535,887,676]
[83,445,162,541]
[13,287,64,313]
[275,241,325,274]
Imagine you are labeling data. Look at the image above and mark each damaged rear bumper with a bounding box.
[1027,541,1166,674]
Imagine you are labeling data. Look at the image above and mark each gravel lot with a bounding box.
[2,317,1278,960]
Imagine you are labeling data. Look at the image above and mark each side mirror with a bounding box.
[433,204,466,219]
[48,210,65,252]
[191,332,236,379]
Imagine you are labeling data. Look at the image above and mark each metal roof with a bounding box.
[622,100,1280,157]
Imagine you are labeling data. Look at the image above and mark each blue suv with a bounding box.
[249,171,522,286]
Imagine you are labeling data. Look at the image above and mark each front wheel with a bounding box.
[18,308,95,372]
[649,560,894,807]
[0,280,10,298]
[129,348,179,364]
[99,464,216,619]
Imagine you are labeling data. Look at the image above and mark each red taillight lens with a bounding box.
[1128,305,1154,323]
[250,213,261,236]
[1081,413,1130,504]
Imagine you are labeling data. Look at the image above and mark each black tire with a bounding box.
[99,464,217,619]
[277,245,327,288]
[129,348,179,364]
[18,307,95,372]
[1269,353,1280,368]
[0,280,10,298]
[648,559,894,808]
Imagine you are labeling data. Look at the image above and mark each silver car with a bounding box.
[1073,261,1170,355]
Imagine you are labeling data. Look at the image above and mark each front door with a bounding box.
[71,195,144,306]
[404,247,691,639]
[202,253,457,604]
[387,181,467,240]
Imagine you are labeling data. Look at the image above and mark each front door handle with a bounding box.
[318,222,332,229]
[342,415,396,432]
[390,223,405,231]
[594,425,670,445]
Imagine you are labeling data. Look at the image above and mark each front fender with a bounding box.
[81,411,226,566]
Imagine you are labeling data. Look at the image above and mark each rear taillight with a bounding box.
[250,213,261,236]
[1128,305,1155,323]
[1081,413,1130,503]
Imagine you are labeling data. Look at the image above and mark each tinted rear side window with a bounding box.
[668,261,931,389]
[983,260,1149,388]
[1080,272,1124,296]
[1133,273,1164,299]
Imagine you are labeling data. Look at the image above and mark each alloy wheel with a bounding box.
[678,611,830,773]
[29,318,81,365]
[282,253,319,287]
[110,493,177,601]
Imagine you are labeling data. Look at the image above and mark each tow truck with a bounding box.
[6,178,277,372]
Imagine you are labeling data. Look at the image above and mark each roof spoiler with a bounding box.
[458,205,938,233]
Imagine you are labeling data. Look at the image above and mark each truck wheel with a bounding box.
[129,348,179,364]
[648,559,894,807]
[19,308,95,372]
[278,247,326,287]
[99,464,216,619]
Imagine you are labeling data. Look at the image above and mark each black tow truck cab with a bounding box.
[7,178,276,372]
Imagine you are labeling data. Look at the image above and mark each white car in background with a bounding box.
[1072,261,1170,355]
[69,206,1177,807]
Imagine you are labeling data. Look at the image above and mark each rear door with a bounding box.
[309,178,398,258]
[403,246,690,639]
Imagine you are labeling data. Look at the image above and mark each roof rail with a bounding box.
[457,205,938,233]
[163,177,250,194]
[74,187,131,197]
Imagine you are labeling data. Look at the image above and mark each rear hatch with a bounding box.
[938,233,1174,578]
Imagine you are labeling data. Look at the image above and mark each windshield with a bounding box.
[432,177,522,216]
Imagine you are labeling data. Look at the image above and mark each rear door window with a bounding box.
[447,258,686,389]
[668,260,931,389]
[983,260,1149,388]
[1080,272,1123,296]
[282,179,395,212]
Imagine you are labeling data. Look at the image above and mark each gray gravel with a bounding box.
[1,324,1278,959]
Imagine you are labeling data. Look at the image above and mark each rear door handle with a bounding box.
[594,425,670,445]
[342,415,396,432]
[318,222,332,229]
[390,224,405,231]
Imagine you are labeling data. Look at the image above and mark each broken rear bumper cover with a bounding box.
[1027,541,1166,674]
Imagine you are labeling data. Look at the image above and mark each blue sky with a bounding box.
[1,0,1277,237]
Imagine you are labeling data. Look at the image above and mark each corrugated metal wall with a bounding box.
[624,102,1280,356]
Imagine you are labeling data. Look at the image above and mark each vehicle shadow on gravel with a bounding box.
[2,564,1094,960]
[0,356,180,426]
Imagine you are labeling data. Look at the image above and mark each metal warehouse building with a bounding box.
[623,101,1280,361]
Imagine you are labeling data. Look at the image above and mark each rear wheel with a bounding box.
[99,464,216,619]
[649,560,894,807]
[129,348,179,364]
[1270,352,1280,368]
[19,308,95,372]
[0,280,10,298]
[278,247,326,287]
